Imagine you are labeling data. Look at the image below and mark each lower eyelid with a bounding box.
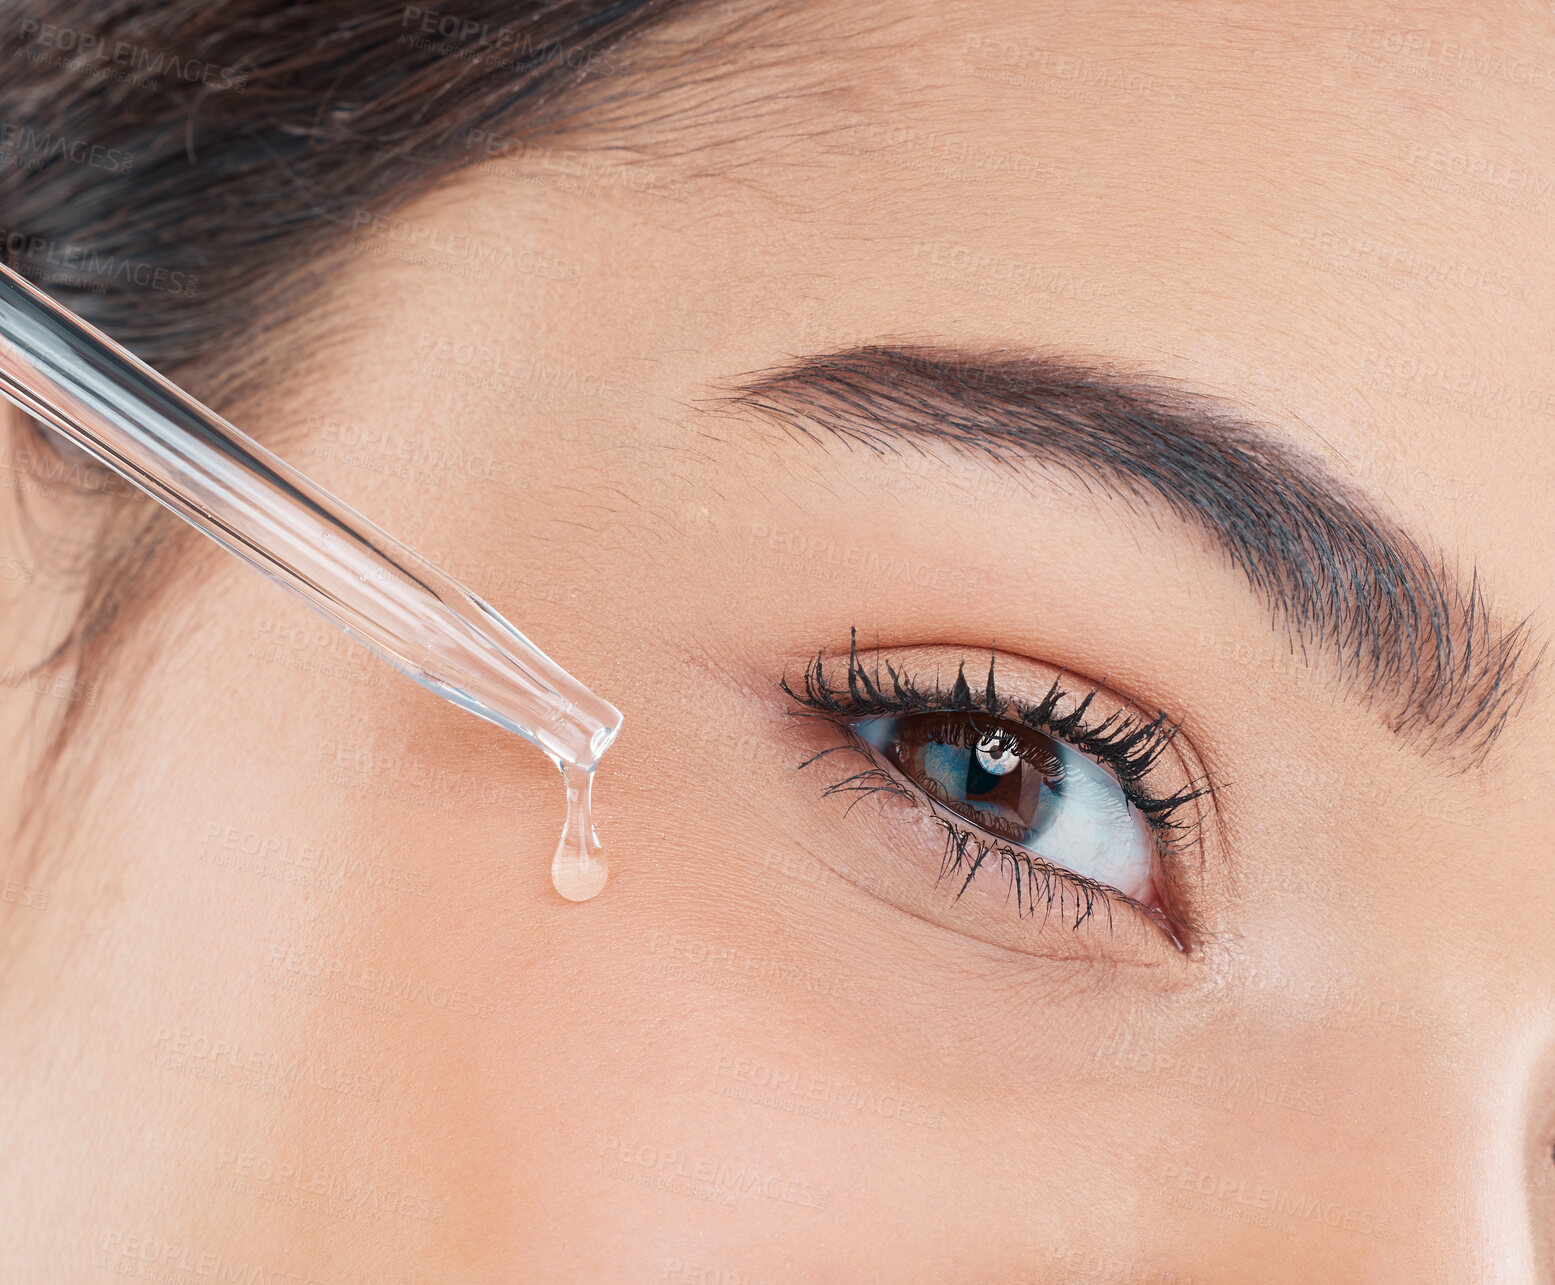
[781,641,1207,958]
[794,724,1189,964]
[844,727,1141,923]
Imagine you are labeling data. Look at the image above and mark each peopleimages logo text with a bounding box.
[0,123,135,174]
[17,20,249,90]
[0,228,199,297]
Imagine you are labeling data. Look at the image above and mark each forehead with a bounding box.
[621,0,1550,599]
[408,0,1552,649]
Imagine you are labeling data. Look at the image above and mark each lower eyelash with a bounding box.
[939,820,1116,933]
[801,726,1121,933]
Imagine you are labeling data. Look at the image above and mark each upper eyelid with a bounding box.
[779,636,1213,832]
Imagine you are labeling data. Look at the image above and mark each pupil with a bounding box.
[967,735,1019,797]
[870,715,1059,842]
[973,733,1020,778]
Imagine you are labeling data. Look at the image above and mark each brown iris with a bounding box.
[873,713,1063,842]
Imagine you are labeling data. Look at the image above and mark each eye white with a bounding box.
[1025,741,1154,899]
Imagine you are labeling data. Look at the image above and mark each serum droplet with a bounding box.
[552,762,607,901]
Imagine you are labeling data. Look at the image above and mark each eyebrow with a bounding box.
[714,345,1542,768]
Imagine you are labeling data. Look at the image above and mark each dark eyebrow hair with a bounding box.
[713,345,1543,769]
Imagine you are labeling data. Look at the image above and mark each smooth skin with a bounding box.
[1,1,1552,1280]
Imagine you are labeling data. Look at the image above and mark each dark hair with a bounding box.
[0,0,713,804]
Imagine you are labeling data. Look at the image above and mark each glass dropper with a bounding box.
[0,262,622,885]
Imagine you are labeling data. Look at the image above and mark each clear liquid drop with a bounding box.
[552,762,607,901]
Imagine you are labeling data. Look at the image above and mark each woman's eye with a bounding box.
[853,712,1158,905]
[783,640,1205,951]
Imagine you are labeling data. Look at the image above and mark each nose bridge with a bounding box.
[1201,988,1549,1281]
[1145,929,1555,1282]
[1364,1096,1541,1284]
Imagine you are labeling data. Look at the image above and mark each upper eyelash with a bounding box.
[780,628,1212,854]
